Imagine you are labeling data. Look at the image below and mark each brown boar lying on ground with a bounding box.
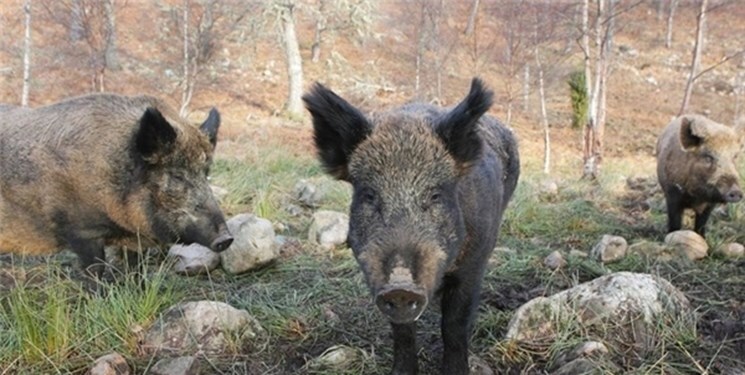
[656,114,744,237]
[0,94,233,277]
[304,78,520,375]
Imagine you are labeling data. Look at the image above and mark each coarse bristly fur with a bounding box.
[303,78,520,375]
[656,114,745,237]
[0,93,232,276]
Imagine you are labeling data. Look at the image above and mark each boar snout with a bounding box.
[724,187,743,203]
[375,285,428,324]
[210,224,233,252]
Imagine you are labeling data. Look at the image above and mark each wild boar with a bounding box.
[656,114,744,236]
[0,94,233,277]
[304,78,520,375]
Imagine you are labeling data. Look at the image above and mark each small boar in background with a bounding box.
[656,114,744,236]
[304,78,520,375]
[0,94,233,277]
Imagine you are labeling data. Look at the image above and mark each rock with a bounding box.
[308,210,349,249]
[664,230,708,260]
[538,179,559,197]
[149,356,199,375]
[551,341,609,371]
[715,242,745,258]
[506,272,692,349]
[590,235,628,263]
[88,353,130,375]
[221,214,278,274]
[294,179,324,207]
[544,251,566,270]
[210,185,229,202]
[143,300,264,356]
[552,358,604,375]
[168,244,221,276]
[469,355,494,375]
[569,250,588,258]
[308,345,361,370]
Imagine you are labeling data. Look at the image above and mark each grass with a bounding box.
[0,140,744,374]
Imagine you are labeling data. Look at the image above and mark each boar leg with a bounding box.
[440,274,479,375]
[66,234,107,280]
[391,322,417,375]
[665,190,684,233]
[694,205,715,237]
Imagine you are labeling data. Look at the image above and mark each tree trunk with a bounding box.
[537,57,550,174]
[523,63,530,112]
[581,0,594,178]
[70,0,84,42]
[679,0,708,116]
[281,1,304,117]
[179,0,192,117]
[21,0,32,107]
[104,0,120,70]
[464,0,479,36]
[665,0,679,48]
[311,19,322,63]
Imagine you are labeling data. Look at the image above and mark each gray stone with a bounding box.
[468,355,494,375]
[143,300,264,356]
[590,235,628,263]
[294,179,324,207]
[308,210,349,249]
[552,358,603,375]
[221,214,278,274]
[149,356,199,375]
[88,352,130,375]
[506,272,692,347]
[715,242,744,258]
[308,345,361,370]
[544,251,566,270]
[168,244,220,276]
[551,341,609,371]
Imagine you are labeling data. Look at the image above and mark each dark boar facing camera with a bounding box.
[304,78,520,375]
[0,94,233,277]
[656,114,744,237]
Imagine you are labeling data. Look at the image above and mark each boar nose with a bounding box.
[725,188,743,203]
[211,235,233,252]
[375,287,427,324]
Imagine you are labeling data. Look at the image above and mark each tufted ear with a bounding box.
[303,83,373,181]
[679,116,706,151]
[434,78,493,168]
[199,108,221,149]
[136,107,177,163]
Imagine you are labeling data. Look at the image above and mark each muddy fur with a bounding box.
[656,114,744,236]
[0,93,230,274]
[304,78,520,375]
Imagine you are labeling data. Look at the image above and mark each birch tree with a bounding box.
[277,0,304,117]
[679,0,708,115]
[21,0,32,107]
[665,0,679,48]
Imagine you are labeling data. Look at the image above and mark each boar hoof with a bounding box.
[375,288,427,324]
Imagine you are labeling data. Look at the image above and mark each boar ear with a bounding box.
[199,108,221,149]
[679,116,706,150]
[435,78,493,166]
[136,107,177,161]
[303,82,372,180]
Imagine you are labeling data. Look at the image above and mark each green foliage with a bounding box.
[568,70,589,129]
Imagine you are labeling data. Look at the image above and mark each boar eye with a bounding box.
[430,192,442,203]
